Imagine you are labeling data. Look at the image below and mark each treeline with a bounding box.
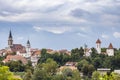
[0,47,120,80]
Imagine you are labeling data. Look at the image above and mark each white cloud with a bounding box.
[101,34,109,39]
[113,32,120,38]
[77,33,87,37]
[0,0,118,22]
[33,26,72,34]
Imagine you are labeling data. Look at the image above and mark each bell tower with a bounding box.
[26,40,31,57]
[8,30,13,47]
[27,40,31,49]
[96,39,101,54]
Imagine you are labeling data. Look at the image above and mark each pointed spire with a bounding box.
[96,39,101,43]
[108,43,113,49]
[9,30,12,38]
[27,40,30,45]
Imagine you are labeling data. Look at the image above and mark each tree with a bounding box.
[23,70,32,80]
[72,70,81,80]
[103,72,120,80]
[77,59,89,71]
[92,71,101,80]
[62,68,81,80]
[79,47,84,57]
[111,54,120,69]
[93,57,102,69]
[0,66,22,80]
[43,58,58,76]
[71,48,80,61]
[5,60,25,72]
[71,47,84,61]
[32,58,58,80]
[82,64,95,77]
[91,48,98,58]
[51,74,64,80]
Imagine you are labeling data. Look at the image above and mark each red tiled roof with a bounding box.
[3,55,28,64]
[10,44,25,52]
[32,50,41,56]
[108,43,113,49]
[96,39,101,43]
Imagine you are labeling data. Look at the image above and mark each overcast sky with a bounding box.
[0,0,120,50]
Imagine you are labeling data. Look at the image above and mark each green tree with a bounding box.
[32,58,58,80]
[0,66,22,80]
[23,70,32,80]
[93,57,102,69]
[77,59,89,71]
[62,68,81,80]
[92,71,101,80]
[51,74,64,80]
[91,48,98,58]
[82,64,95,77]
[5,60,25,72]
[71,47,84,61]
[111,54,120,69]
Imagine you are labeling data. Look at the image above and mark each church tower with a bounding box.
[96,39,101,54]
[27,40,31,49]
[106,43,114,56]
[26,40,31,57]
[8,30,13,47]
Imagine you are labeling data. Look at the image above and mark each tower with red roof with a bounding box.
[106,43,114,56]
[96,39,101,54]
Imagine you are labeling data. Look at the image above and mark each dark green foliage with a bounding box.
[71,47,84,61]
[5,60,25,72]
[38,49,70,66]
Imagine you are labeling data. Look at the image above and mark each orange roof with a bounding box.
[3,55,28,64]
[108,43,113,49]
[96,39,101,43]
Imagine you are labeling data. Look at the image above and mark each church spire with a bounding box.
[27,40,30,45]
[27,39,31,48]
[8,30,13,47]
[9,30,12,38]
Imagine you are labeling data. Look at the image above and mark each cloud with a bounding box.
[33,26,72,34]
[113,32,120,38]
[101,34,109,39]
[77,33,87,37]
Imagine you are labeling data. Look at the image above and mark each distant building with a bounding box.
[96,39,101,54]
[59,62,77,71]
[3,30,41,66]
[114,70,120,74]
[6,30,26,53]
[3,55,28,65]
[95,39,114,56]
[106,43,114,56]
[97,68,111,75]
[84,44,92,56]
[31,50,41,66]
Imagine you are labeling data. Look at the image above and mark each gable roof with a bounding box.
[3,55,28,64]
[108,43,113,49]
[96,39,101,43]
[10,44,25,52]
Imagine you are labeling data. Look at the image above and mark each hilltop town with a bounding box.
[0,30,120,80]
[0,30,115,66]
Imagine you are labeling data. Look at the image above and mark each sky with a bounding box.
[0,0,120,50]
